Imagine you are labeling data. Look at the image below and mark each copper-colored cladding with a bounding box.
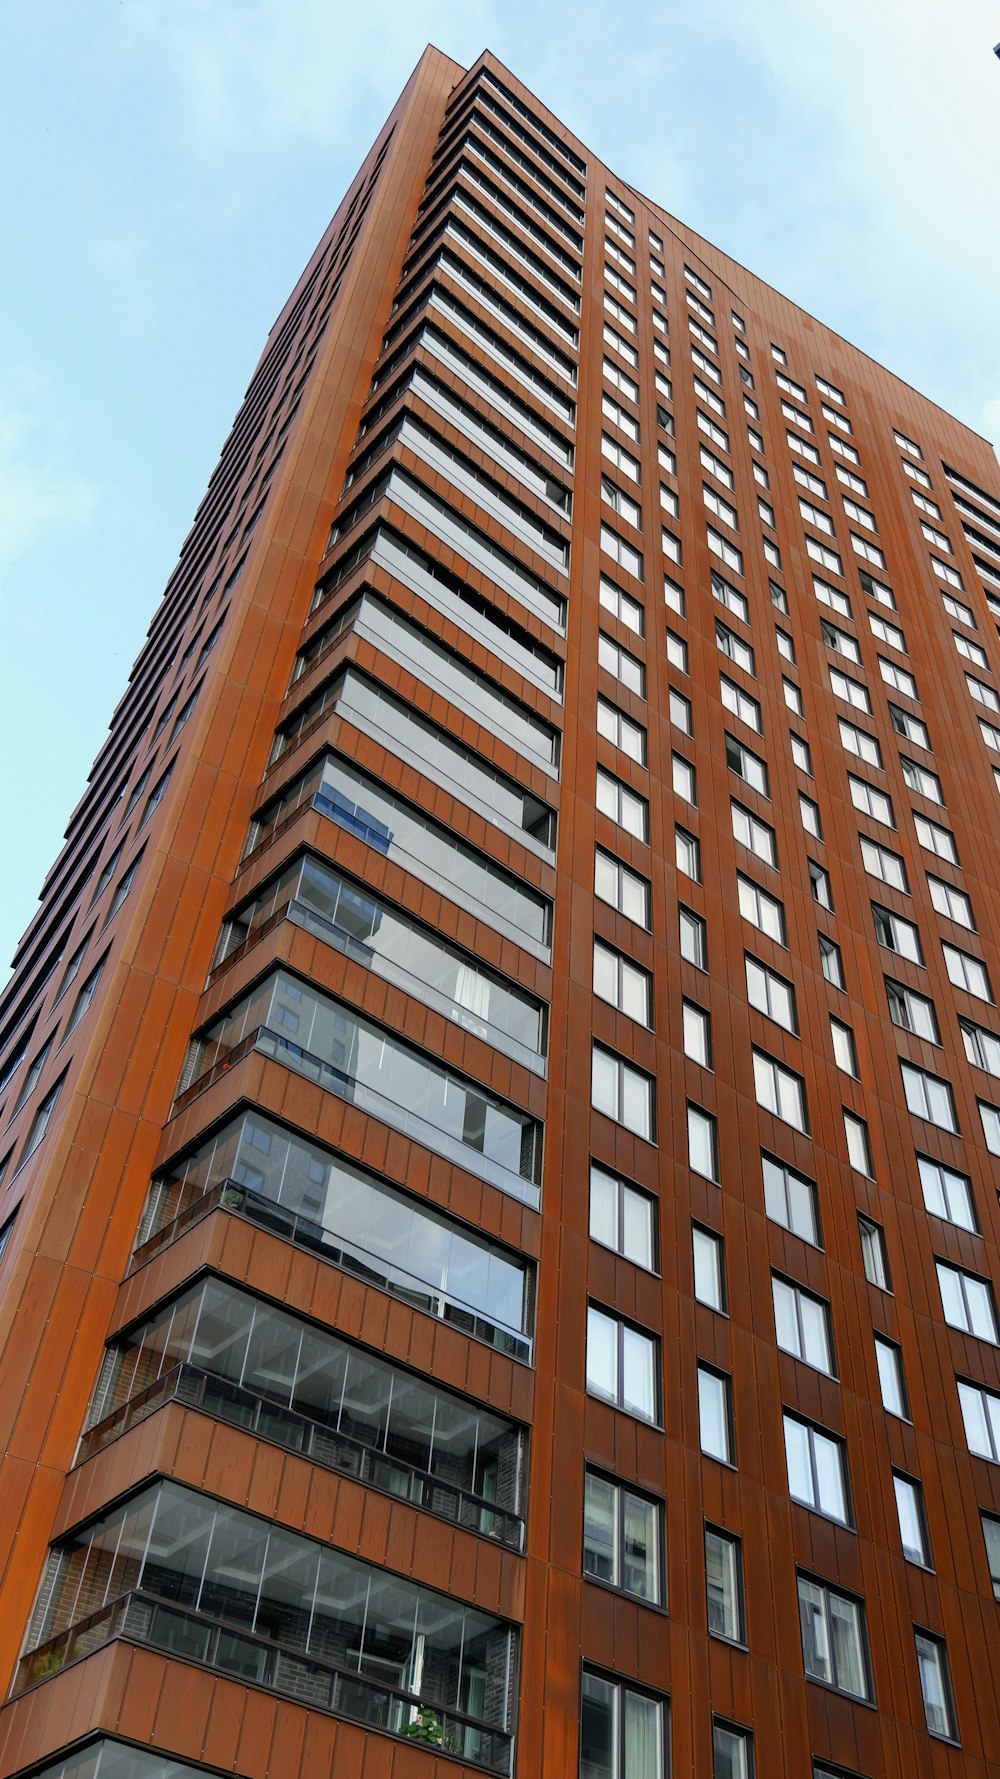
[1,40,1000,1779]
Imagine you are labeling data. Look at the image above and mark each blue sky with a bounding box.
[1,0,998,982]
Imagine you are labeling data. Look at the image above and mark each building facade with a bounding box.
[1,42,1000,1779]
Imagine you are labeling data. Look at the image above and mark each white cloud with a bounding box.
[0,377,96,594]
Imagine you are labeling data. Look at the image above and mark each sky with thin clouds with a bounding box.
[1,0,998,981]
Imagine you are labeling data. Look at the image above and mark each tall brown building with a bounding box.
[2,42,1000,1779]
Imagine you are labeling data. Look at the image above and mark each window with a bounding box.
[763,1152,820,1245]
[701,445,734,488]
[808,861,833,911]
[836,463,868,496]
[104,854,141,924]
[849,775,894,826]
[958,1377,1000,1461]
[598,697,646,765]
[885,979,938,1042]
[888,702,929,746]
[880,658,918,699]
[603,359,639,400]
[688,1102,719,1181]
[675,826,701,882]
[753,1049,808,1132]
[67,957,106,1032]
[713,1721,753,1779]
[586,1305,659,1422]
[893,1472,931,1567]
[915,1632,957,1742]
[852,533,886,569]
[797,1575,870,1698]
[732,802,776,865]
[846,1113,875,1179]
[830,1017,858,1076]
[941,591,975,626]
[0,1208,17,1268]
[666,628,687,672]
[914,815,958,863]
[788,429,820,464]
[600,574,645,634]
[929,877,974,928]
[720,676,761,732]
[683,999,712,1067]
[599,633,645,697]
[604,323,638,368]
[590,1163,657,1271]
[981,1514,1000,1602]
[737,874,786,944]
[699,1364,733,1462]
[746,955,797,1032]
[780,632,799,668]
[580,1669,667,1779]
[699,411,730,452]
[936,1260,997,1342]
[917,1155,977,1231]
[592,1045,655,1140]
[801,498,836,538]
[858,1213,890,1286]
[773,1276,835,1374]
[594,939,652,1026]
[680,906,707,969]
[695,375,725,417]
[819,934,845,988]
[860,837,908,893]
[707,527,743,575]
[799,794,822,839]
[901,1062,958,1131]
[706,1526,744,1643]
[601,523,643,579]
[844,498,876,532]
[806,537,843,575]
[716,621,754,674]
[595,848,650,927]
[669,688,693,733]
[815,575,851,618]
[693,1224,726,1310]
[961,1017,1000,1077]
[875,1334,908,1418]
[672,753,696,805]
[895,429,923,460]
[20,1072,65,1164]
[781,679,801,719]
[602,477,641,529]
[821,619,861,663]
[583,1470,662,1602]
[943,942,991,1000]
[954,632,988,668]
[785,1415,850,1522]
[725,735,769,797]
[829,667,871,713]
[872,903,922,964]
[597,768,648,842]
[790,733,811,775]
[901,757,942,802]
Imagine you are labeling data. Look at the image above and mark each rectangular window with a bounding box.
[595,848,650,928]
[872,903,923,964]
[586,1304,659,1423]
[797,1575,870,1698]
[598,696,646,764]
[914,815,958,863]
[693,1224,726,1310]
[670,687,693,733]
[944,943,991,1000]
[738,875,786,945]
[773,1275,835,1374]
[849,774,894,826]
[901,756,942,801]
[981,1513,1000,1602]
[583,1470,663,1603]
[597,768,648,842]
[675,826,701,882]
[688,1103,720,1181]
[716,620,754,674]
[858,1213,890,1286]
[839,719,881,766]
[706,1526,744,1643]
[746,955,797,1033]
[936,1259,997,1342]
[875,1334,908,1418]
[600,574,645,634]
[601,523,643,579]
[580,1669,667,1779]
[888,702,929,746]
[699,1364,733,1462]
[713,1721,753,1779]
[725,734,769,797]
[672,753,697,805]
[814,574,851,617]
[819,935,845,988]
[720,676,761,732]
[830,1016,857,1077]
[860,837,908,893]
[762,1152,820,1246]
[683,999,712,1068]
[707,527,744,575]
[917,1154,977,1231]
[958,1376,1000,1460]
[893,1472,931,1567]
[732,802,776,865]
[915,1631,957,1741]
[594,939,652,1026]
[591,1045,655,1140]
[590,1162,657,1271]
[901,1062,958,1132]
[829,667,871,713]
[599,632,645,697]
[929,877,974,928]
[785,1415,850,1523]
[886,979,938,1042]
[753,1048,808,1132]
[680,906,707,969]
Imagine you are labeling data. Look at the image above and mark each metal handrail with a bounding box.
[15,1591,513,1773]
[78,1362,523,1550]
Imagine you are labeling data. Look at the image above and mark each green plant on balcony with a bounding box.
[31,1647,65,1681]
[405,1703,445,1745]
